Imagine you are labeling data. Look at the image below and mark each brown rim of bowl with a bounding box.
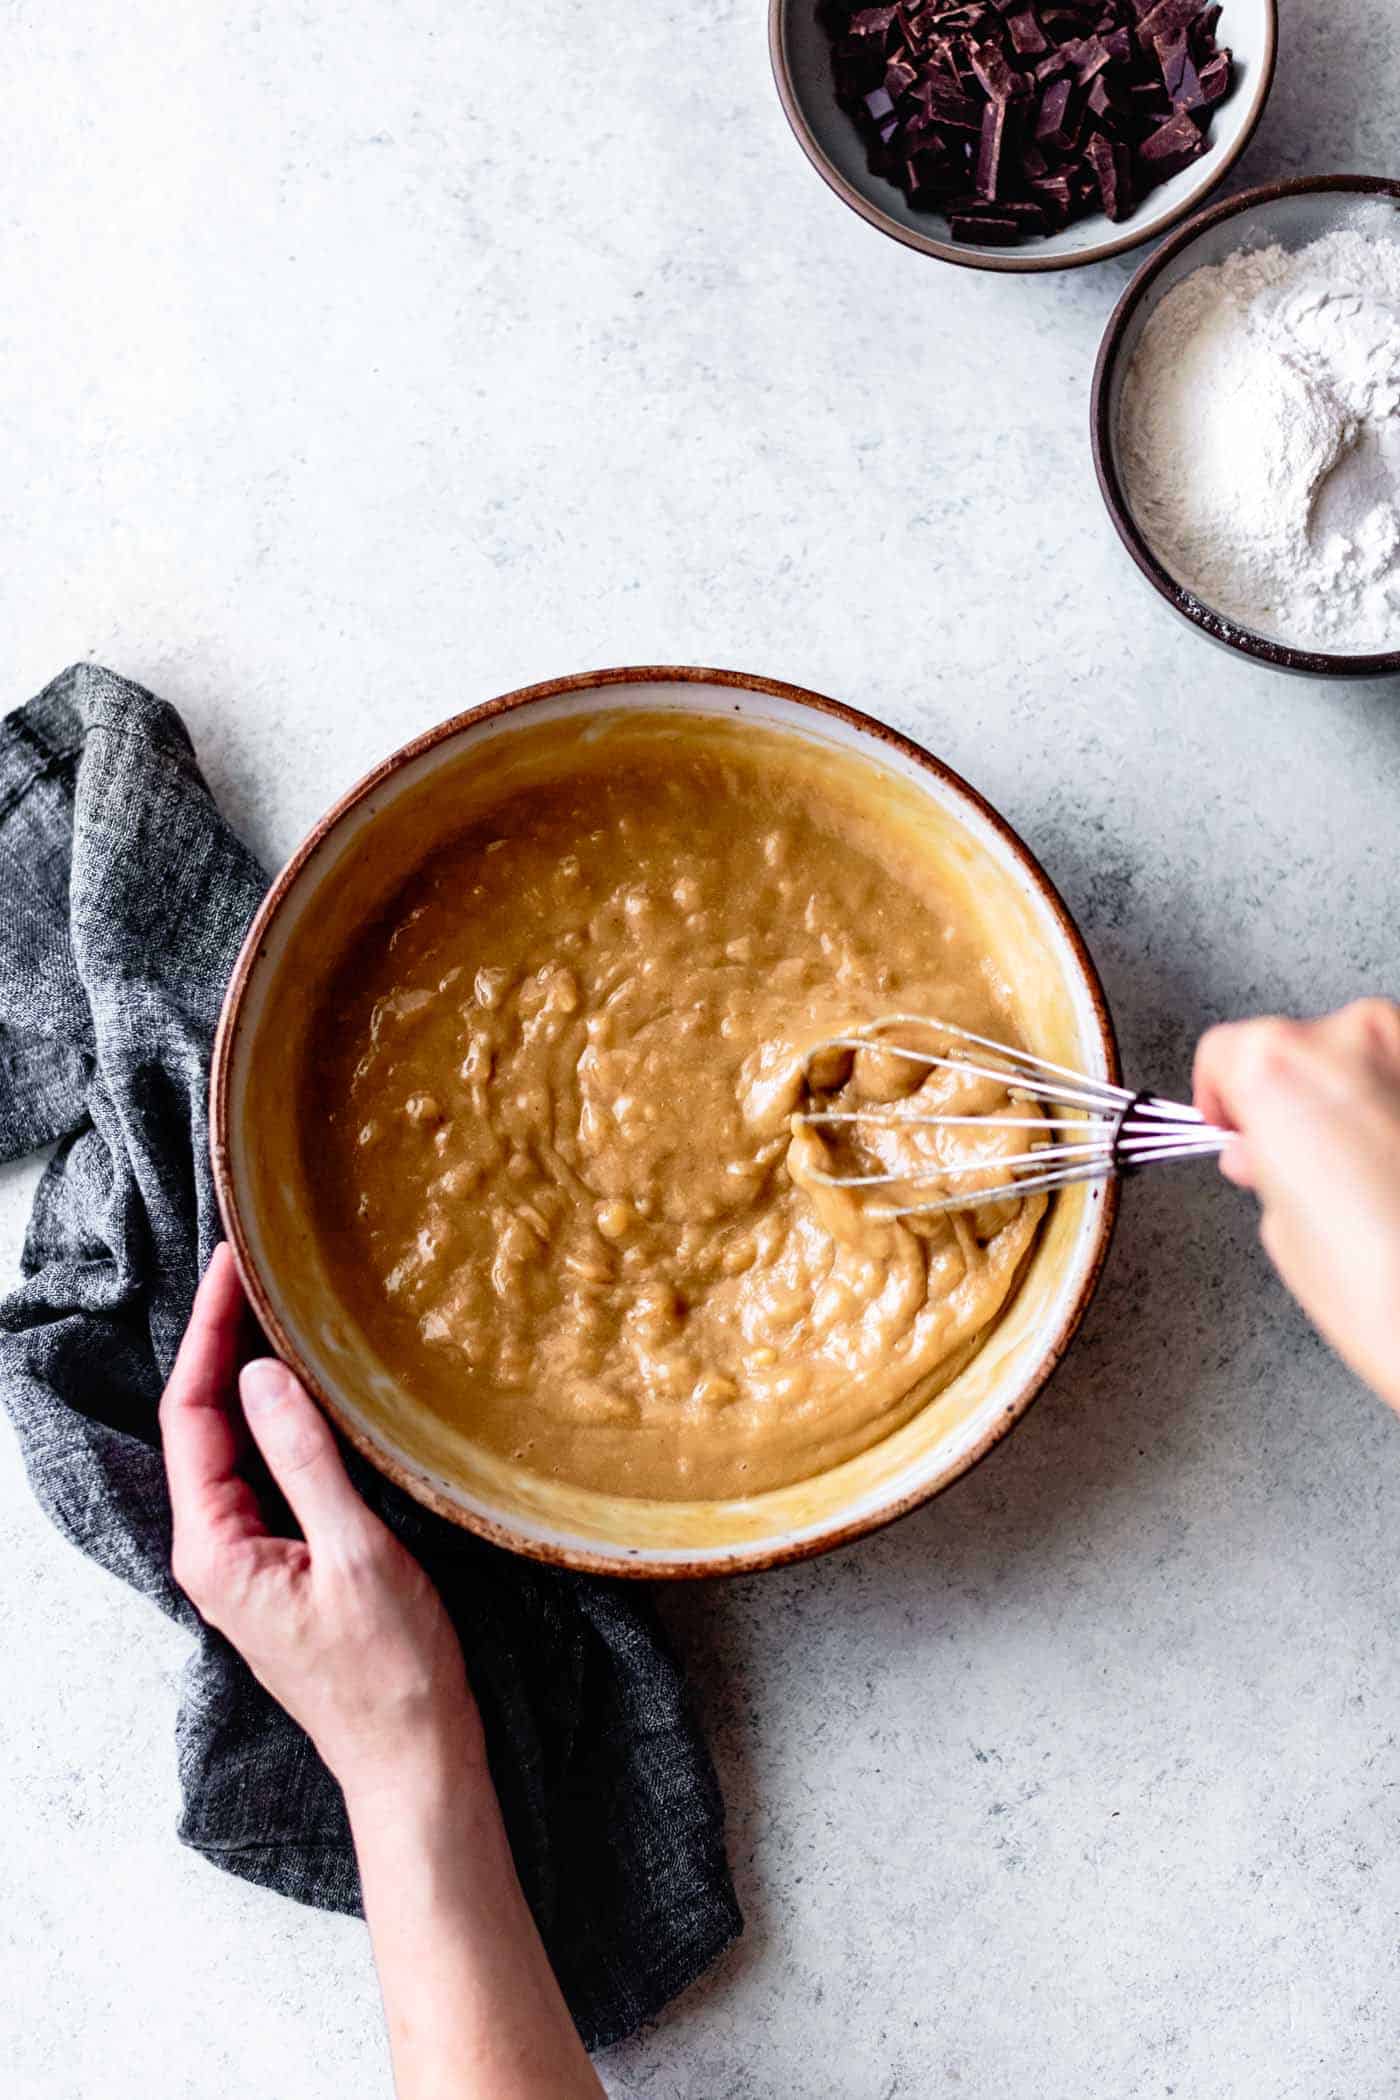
[768,0,1278,276]
[211,665,1121,1579]
[1092,173,1400,679]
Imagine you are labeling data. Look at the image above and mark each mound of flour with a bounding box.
[1118,229,1400,652]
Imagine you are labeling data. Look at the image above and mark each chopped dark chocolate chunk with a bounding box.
[1155,30,1192,97]
[916,77,986,127]
[821,0,1236,246]
[1193,49,1232,104]
[833,47,885,96]
[906,149,966,206]
[1065,33,1114,82]
[1006,8,1049,54]
[976,93,1022,196]
[974,196,1052,223]
[968,37,1027,99]
[1137,104,1206,176]
[848,5,901,40]
[1086,72,1129,128]
[1135,0,1207,38]
[1034,75,1082,150]
[1029,170,1076,221]
[1085,129,1133,216]
[949,210,1024,242]
[1033,44,1073,81]
[1127,77,1172,113]
[1192,2,1222,47]
[1172,53,1206,108]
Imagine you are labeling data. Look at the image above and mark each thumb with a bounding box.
[239,1360,378,1550]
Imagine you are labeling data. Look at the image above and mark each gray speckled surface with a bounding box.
[4,4,1400,2096]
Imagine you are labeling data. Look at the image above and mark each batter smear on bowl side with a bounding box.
[302,720,1047,1499]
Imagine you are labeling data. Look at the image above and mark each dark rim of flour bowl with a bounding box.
[1092,174,1400,679]
[211,668,1121,1579]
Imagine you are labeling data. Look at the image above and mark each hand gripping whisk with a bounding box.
[794,1014,1232,1219]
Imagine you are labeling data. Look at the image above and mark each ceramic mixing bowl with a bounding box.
[211,667,1119,1577]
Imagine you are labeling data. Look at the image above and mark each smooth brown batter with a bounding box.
[303,721,1045,1499]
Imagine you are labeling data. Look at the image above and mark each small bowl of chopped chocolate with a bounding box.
[770,0,1277,272]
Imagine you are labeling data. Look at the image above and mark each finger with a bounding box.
[1192,1020,1248,1132]
[1217,1136,1257,1189]
[161,1244,267,1553]
[1194,1015,1312,1134]
[1317,998,1400,1088]
[239,1359,379,1552]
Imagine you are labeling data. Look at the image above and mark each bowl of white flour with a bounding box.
[1093,175,1400,677]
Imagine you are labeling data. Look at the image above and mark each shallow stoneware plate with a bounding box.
[212,667,1119,1578]
[1093,175,1400,677]
[770,0,1277,274]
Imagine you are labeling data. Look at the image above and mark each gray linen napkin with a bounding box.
[0,663,740,2051]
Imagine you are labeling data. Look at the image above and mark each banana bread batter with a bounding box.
[303,720,1045,1499]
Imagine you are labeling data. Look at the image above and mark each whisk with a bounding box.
[793,1014,1232,1219]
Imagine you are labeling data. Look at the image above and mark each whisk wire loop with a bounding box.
[794,1015,1229,1218]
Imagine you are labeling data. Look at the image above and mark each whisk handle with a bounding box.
[1109,1090,1155,1177]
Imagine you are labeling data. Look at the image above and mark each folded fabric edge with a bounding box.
[588,1890,744,2055]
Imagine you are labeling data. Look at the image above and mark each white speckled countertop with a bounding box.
[4,5,1400,2095]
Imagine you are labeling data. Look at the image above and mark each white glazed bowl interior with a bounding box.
[772,0,1277,272]
[215,673,1117,1576]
